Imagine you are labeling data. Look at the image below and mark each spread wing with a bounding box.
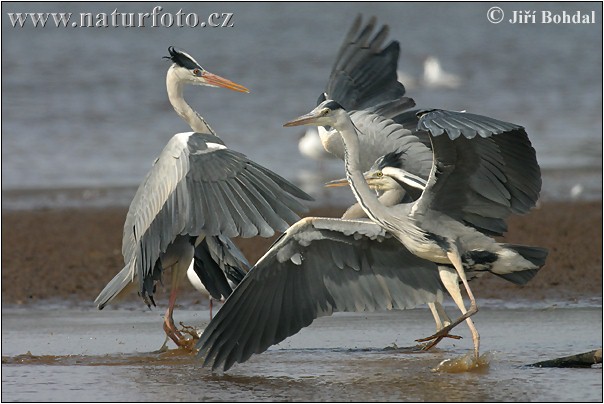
[414,110,542,234]
[196,217,445,371]
[324,15,406,111]
[122,131,313,289]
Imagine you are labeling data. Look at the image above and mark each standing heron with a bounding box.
[94,47,312,349]
[283,100,548,359]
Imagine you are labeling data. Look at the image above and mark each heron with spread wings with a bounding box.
[94,47,312,349]
[195,16,546,370]
[283,100,547,360]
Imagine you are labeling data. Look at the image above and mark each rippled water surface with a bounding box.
[2,2,602,207]
[2,304,602,401]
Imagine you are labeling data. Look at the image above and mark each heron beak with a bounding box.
[324,178,349,188]
[325,175,379,189]
[284,112,321,127]
[202,71,249,93]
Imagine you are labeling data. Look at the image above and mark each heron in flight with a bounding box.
[94,47,312,349]
[283,99,548,360]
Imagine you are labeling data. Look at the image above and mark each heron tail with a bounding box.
[494,244,548,285]
[94,265,135,309]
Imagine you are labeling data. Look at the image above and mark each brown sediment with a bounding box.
[1,201,602,305]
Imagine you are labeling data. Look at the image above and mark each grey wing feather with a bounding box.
[417,109,522,140]
[415,113,542,234]
[122,132,312,294]
[205,235,250,285]
[192,236,250,300]
[349,108,434,175]
[94,265,135,309]
[196,217,445,371]
[325,15,406,111]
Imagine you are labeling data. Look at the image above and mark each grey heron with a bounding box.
[195,15,544,368]
[318,16,543,335]
[194,147,544,371]
[196,216,449,371]
[283,100,548,360]
[94,47,312,349]
[313,16,542,239]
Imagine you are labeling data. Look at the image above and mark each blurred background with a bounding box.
[2,2,602,209]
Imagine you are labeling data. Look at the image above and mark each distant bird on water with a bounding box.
[422,56,462,89]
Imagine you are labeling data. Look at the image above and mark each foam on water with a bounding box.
[433,351,493,373]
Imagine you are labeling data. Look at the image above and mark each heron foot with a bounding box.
[416,325,463,343]
[162,317,198,352]
[417,304,477,346]
[417,333,463,351]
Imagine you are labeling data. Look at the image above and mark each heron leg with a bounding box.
[209,298,214,320]
[419,301,462,351]
[163,281,186,346]
[417,260,480,359]
[161,254,194,350]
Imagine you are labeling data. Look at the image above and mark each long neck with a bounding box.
[335,117,393,226]
[341,189,406,220]
[166,70,216,135]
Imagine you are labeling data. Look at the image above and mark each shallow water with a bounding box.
[2,304,602,401]
[2,2,602,206]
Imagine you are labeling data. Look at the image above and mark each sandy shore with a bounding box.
[2,201,602,305]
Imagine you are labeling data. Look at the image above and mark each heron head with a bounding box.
[325,169,400,192]
[165,46,249,93]
[284,99,347,128]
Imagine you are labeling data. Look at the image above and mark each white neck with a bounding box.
[334,116,393,226]
[166,68,215,135]
[334,113,428,247]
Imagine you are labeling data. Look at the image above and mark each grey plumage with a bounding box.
[95,46,313,348]
[197,217,447,371]
[113,131,311,303]
[317,16,542,238]
[325,15,406,110]
[283,99,548,361]
[195,143,548,371]
[192,236,250,301]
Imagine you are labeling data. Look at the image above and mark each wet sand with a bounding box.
[2,202,602,402]
[2,201,602,305]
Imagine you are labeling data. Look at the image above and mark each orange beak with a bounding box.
[203,71,249,93]
[324,178,349,188]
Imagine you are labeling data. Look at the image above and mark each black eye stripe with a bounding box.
[322,100,343,111]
